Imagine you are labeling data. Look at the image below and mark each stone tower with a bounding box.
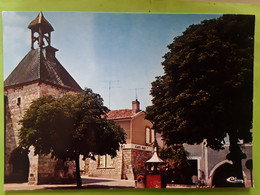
[4,12,82,184]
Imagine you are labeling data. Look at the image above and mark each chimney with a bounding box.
[132,99,140,113]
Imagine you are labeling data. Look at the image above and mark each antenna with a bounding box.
[103,80,121,109]
[129,88,144,100]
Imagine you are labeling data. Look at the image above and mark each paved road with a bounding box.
[4,176,135,191]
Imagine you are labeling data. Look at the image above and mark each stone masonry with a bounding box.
[5,82,78,184]
[4,12,82,184]
[86,147,152,180]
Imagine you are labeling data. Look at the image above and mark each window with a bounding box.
[151,129,155,143]
[105,155,113,167]
[146,128,151,144]
[98,154,113,168]
[146,128,156,144]
[17,97,21,106]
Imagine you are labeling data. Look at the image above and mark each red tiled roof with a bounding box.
[107,109,140,119]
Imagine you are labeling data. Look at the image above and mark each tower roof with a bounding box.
[4,47,82,92]
[28,12,54,33]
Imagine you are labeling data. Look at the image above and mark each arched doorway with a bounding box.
[7,147,30,183]
[211,162,244,187]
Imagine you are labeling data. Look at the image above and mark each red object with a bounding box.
[146,175,161,188]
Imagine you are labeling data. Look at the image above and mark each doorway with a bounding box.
[6,147,30,183]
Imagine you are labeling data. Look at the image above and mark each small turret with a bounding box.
[28,12,54,50]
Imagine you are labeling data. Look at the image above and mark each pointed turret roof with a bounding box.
[5,12,82,92]
[4,47,82,92]
[28,12,54,33]
[146,148,164,163]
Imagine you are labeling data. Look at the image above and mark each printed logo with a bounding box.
[226,177,244,184]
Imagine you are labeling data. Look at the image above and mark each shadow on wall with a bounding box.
[5,147,30,183]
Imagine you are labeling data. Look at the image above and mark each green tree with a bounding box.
[159,145,189,170]
[19,88,126,188]
[146,15,254,185]
[158,145,192,184]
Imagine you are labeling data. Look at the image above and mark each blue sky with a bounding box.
[3,12,221,110]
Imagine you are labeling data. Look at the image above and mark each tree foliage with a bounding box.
[159,145,189,169]
[19,88,126,187]
[146,15,254,150]
[146,15,254,184]
[158,145,192,184]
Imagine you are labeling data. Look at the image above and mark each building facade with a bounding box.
[184,141,253,187]
[4,12,82,184]
[85,100,155,180]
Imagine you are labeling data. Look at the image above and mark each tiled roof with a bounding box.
[4,47,82,92]
[107,109,141,119]
[28,12,54,33]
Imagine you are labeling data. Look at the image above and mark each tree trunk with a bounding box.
[227,132,246,187]
[75,155,82,188]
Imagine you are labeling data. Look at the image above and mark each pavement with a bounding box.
[4,176,135,191]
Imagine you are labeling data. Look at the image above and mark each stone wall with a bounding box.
[39,82,77,97]
[128,149,152,179]
[5,81,80,184]
[131,149,152,164]
[85,148,152,180]
[27,146,39,184]
[121,149,132,180]
[86,150,123,179]
[5,83,41,178]
[37,155,57,184]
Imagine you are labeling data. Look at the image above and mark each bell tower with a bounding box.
[4,12,82,185]
[28,12,54,50]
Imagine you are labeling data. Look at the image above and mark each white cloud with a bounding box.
[3,26,28,42]
[3,12,31,48]
[3,12,31,78]
[2,11,29,25]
